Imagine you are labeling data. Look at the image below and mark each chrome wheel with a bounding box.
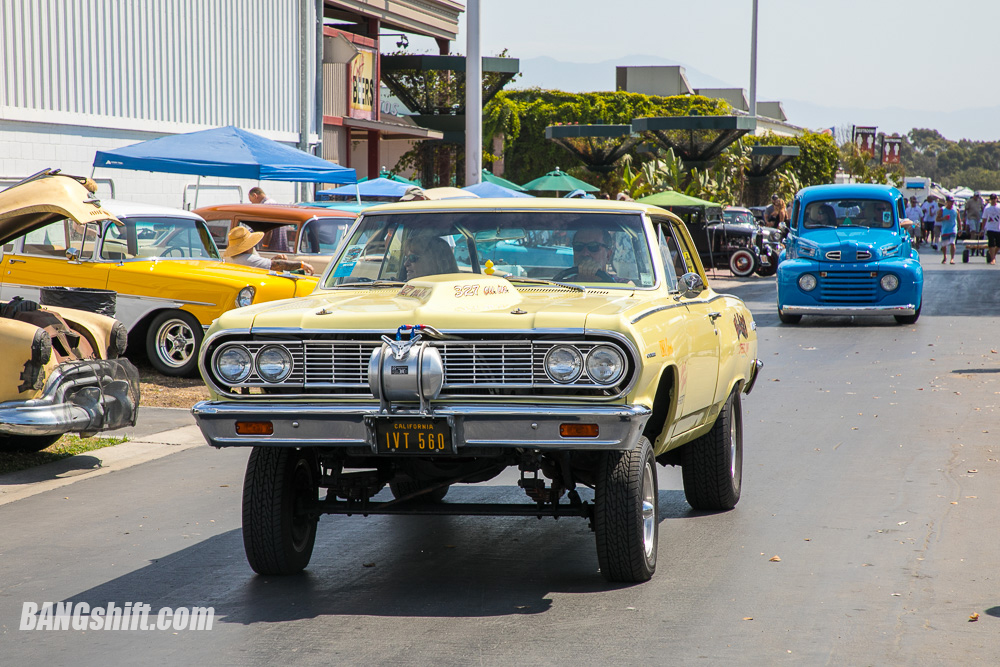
[641,461,656,560]
[146,310,203,377]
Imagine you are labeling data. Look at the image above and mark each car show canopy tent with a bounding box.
[92,125,356,184]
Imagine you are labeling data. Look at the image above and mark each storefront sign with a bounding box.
[349,49,376,120]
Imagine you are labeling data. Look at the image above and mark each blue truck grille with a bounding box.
[819,271,877,303]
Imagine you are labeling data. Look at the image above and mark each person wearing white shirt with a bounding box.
[981,193,1000,265]
[904,196,923,232]
[919,196,939,249]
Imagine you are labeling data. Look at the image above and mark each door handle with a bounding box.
[7,258,25,264]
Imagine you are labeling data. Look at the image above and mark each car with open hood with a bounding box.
[195,203,356,276]
[777,184,922,324]
[192,197,762,583]
[0,179,318,377]
[0,170,140,451]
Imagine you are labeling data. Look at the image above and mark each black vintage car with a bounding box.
[680,206,781,277]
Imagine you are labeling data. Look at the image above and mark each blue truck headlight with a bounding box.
[880,274,900,291]
[798,274,818,291]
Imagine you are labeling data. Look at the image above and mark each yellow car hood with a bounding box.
[226,274,641,332]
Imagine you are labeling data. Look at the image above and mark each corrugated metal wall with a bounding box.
[0,0,311,139]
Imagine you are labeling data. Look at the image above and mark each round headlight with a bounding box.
[798,273,818,291]
[544,345,583,383]
[216,345,252,383]
[237,286,256,308]
[256,345,293,383]
[586,346,625,385]
[880,274,900,291]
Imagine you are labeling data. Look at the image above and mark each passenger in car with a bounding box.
[400,235,458,279]
[224,226,314,275]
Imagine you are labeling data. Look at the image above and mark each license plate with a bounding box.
[372,417,454,455]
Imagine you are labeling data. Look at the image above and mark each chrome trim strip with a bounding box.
[780,304,916,316]
[630,293,730,324]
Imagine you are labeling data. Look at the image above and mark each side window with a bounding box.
[656,225,680,290]
[299,219,346,255]
[896,197,906,223]
[22,220,70,258]
[205,219,231,250]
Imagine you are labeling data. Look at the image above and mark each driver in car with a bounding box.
[555,226,630,283]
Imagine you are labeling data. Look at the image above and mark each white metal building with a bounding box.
[0,0,460,207]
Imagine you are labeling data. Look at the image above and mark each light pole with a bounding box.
[749,0,758,119]
[465,0,482,186]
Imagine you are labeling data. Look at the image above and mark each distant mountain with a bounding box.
[512,55,735,94]
[509,55,999,142]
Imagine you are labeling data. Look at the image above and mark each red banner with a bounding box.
[853,126,877,158]
[881,136,902,164]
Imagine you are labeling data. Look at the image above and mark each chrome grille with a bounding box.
[819,271,878,303]
[205,335,635,397]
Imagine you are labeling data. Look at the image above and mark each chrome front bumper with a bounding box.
[780,304,917,316]
[192,401,652,452]
[0,359,140,437]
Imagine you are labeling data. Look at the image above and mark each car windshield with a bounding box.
[802,199,895,230]
[100,216,220,260]
[724,210,755,226]
[324,211,655,288]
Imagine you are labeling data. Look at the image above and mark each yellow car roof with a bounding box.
[359,196,684,224]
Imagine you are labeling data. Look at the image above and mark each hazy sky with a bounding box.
[409,0,998,114]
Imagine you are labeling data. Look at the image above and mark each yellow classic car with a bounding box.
[0,171,318,377]
[0,170,139,451]
[192,198,762,583]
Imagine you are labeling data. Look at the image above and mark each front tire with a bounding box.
[729,249,757,277]
[895,305,921,325]
[0,434,62,452]
[594,436,658,583]
[146,310,203,377]
[778,309,802,325]
[242,447,319,575]
[682,389,743,511]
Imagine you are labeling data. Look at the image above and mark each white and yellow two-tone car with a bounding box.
[193,198,762,583]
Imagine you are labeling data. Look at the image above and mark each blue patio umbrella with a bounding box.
[317,178,410,198]
[462,181,534,198]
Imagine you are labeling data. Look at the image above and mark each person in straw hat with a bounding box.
[223,225,314,274]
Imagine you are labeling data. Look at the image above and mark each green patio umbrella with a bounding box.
[481,170,527,192]
[637,190,718,208]
[521,167,600,195]
[360,169,419,186]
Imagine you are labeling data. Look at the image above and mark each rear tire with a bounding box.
[682,389,743,511]
[242,447,319,575]
[389,479,449,502]
[594,436,658,583]
[0,434,62,452]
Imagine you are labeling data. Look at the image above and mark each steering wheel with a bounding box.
[162,247,184,258]
[552,266,614,282]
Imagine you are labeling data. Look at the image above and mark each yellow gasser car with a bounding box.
[0,171,139,451]
[193,198,762,582]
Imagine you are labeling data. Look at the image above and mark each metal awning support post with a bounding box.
[465,0,482,186]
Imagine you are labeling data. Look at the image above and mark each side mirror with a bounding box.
[679,272,705,298]
[65,247,81,262]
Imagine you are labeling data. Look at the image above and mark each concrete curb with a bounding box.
[0,425,206,507]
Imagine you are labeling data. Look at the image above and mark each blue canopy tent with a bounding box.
[316,177,410,199]
[93,125,356,205]
[462,181,534,198]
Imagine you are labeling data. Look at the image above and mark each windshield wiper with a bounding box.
[333,280,407,288]
[503,276,587,293]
